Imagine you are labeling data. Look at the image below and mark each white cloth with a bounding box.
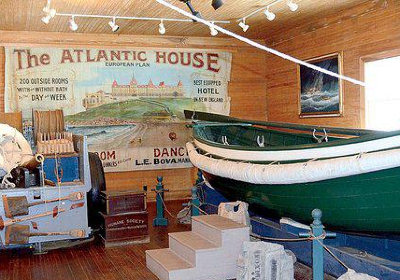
[338,269,379,280]
[0,124,33,177]
[237,241,295,280]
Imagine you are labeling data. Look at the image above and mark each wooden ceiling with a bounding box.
[0,0,369,39]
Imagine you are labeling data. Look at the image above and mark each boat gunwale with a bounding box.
[192,123,400,152]
[185,110,379,136]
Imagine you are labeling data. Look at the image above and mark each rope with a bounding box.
[155,0,365,87]
[156,192,191,220]
[314,233,350,270]
[41,160,48,211]
[250,231,328,242]
[202,202,219,208]
[191,203,210,215]
[157,192,179,219]
[0,232,4,249]
[54,152,63,209]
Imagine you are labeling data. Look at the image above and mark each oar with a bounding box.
[19,154,45,170]
[5,224,85,245]
[2,192,84,218]
[0,206,65,230]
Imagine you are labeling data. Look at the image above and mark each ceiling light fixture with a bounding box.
[179,0,202,20]
[287,0,298,12]
[108,17,120,32]
[43,7,57,18]
[41,14,51,24]
[41,0,56,24]
[238,19,249,32]
[44,12,230,35]
[69,16,78,31]
[209,22,218,36]
[158,20,166,34]
[237,0,299,25]
[264,8,276,21]
[211,0,224,10]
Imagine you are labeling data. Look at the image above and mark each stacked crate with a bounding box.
[100,190,149,247]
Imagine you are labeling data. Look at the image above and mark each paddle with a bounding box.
[5,224,85,245]
[2,192,84,218]
[0,206,65,230]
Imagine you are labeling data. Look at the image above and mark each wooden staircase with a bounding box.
[146,215,250,280]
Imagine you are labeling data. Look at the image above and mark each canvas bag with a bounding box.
[218,201,251,227]
[237,241,295,280]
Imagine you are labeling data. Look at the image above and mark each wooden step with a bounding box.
[169,231,219,251]
[146,215,250,280]
[193,215,248,231]
[169,231,219,265]
[146,248,195,280]
[192,214,249,246]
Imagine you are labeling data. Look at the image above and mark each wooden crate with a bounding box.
[101,190,146,215]
[99,211,149,245]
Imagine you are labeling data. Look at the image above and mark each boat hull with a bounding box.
[203,166,400,233]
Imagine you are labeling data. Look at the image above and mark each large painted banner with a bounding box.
[4,47,231,172]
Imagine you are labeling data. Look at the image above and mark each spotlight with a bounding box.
[287,0,298,12]
[210,22,218,36]
[158,20,166,35]
[179,0,203,21]
[41,14,51,24]
[238,20,249,32]
[108,17,120,32]
[42,6,56,18]
[41,3,56,24]
[264,8,276,21]
[49,8,57,18]
[69,16,78,31]
[211,0,224,10]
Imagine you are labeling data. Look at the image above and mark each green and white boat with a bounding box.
[185,110,400,233]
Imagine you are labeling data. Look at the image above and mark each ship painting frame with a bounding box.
[298,52,344,118]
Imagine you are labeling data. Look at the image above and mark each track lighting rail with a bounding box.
[237,0,298,32]
[55,12,230,24]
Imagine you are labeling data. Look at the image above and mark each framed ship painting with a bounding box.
[298,52,343,118]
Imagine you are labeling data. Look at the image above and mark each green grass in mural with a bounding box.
[65,98,206,122]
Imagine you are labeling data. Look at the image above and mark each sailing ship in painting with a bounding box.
[185,110,400,233]
[300,53,342,116]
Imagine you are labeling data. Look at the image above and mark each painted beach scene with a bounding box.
[299,54,342,117]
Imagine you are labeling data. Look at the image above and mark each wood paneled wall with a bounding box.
[265,0,400,128]
[0,31,267,201]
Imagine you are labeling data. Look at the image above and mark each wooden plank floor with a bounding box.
[0,200,335,280]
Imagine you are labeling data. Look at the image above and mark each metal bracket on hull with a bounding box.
[313,129,329,143]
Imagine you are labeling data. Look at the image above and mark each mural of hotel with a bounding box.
[83,76,185,109]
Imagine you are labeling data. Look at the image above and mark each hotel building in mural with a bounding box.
[82,77,185,109]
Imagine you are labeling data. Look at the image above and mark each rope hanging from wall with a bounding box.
[155,0,365,87]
